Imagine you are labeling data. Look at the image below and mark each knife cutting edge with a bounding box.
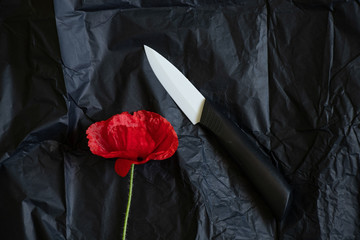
[144,45,292,220]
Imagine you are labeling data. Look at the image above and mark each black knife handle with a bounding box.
[200,100,292,220]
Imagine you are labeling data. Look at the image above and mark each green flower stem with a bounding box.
[122,164,135,240]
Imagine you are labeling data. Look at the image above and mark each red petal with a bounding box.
[106,118,156,158]
[86,110,178,177]
[86,120,111,157]
[114,159,134,177]
[134,111,178,161]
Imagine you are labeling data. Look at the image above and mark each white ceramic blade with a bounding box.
[144,45,205,125]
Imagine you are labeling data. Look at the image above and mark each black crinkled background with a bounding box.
[1,0,359,239]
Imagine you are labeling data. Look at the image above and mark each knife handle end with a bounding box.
[200,100,292,220]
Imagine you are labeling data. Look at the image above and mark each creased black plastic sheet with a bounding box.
[1,0,360,239]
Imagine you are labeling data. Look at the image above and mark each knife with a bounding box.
[144,45,292,220]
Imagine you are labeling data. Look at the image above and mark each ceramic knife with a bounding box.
[144,45,292,220]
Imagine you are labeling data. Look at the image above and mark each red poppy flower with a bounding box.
[86,110,178,177]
